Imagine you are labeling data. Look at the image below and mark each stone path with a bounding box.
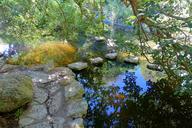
[18,67,87,128]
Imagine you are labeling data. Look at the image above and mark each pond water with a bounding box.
[75,61,192,128]
[75,61,151,127]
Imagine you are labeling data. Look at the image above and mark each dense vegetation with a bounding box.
[0,0,192,127]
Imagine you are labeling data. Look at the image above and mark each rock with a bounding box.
[124,56,139,64]
[52,117,65,128]
[58,75,74,86]
[68,62,88,71]
[94,36,106,42]
[90,57,104,65]
[105,53,118,60]
[0,58,4,67]
[19,117,35,127]
[24,71,51,84]
[0,72,33,112]
[176,70,188,77]
[64,118,84,128]
[52,67,75,77]
[21,103,47,120]
[0,64,19,73]
[33,86,48,104]
[147,63,163,71]
[66,99,88,118]
[64,81,84,100]
[46,91,63,115]
[17,67,87,128]
[24,122,51,128]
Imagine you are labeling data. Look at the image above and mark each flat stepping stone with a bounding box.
[90,57,104,65]
[94,36,106,42]
[105,53,117,60]
[147,63,163,71]
[124,56,139,64]
[68,62,88,71]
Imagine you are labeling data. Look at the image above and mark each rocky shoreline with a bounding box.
[0,64,87,128]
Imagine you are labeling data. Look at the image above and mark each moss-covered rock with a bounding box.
[7,41,77,66]
[0,72,33,113]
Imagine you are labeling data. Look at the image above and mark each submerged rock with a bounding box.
[147,63,163,71]
[105,53,118,60]
[90,57,104,65]
[68,62,88,71]
[124,56,139,64]
[0,72,33,112]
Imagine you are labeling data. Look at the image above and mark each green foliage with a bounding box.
[0,0,106,43]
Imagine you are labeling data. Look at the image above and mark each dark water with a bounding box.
[76,61,192,128]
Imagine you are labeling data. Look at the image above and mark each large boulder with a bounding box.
[7,42,77,66]
[0,72,33,112]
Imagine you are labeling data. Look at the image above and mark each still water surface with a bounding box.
[76,61,192,128]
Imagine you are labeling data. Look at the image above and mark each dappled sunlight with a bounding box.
[7,41,77,66]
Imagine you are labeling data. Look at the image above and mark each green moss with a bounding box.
[7,41,77,66]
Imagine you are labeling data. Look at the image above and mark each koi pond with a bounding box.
[75,61,192,128]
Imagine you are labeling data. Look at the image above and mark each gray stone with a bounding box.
[25,122,51,128]
[46,82,61,94]
[52,117,65,128]
[105,53,118,60]
[52,67,75,77]
[66,99,88,118]
[147,63,163,71]
[68,62,88,71]
[64,81,84,100]
[19,117,35,127]
[0,72,33,112]
[24,104,47,120]
[17,67,87,128]
[94,36,106,42]
[124,56,139,64]
[24,71,51,84]
[33,86,48,104]
[176,70,188,77]
[58,75,75,86]
[47,91,62,115]
[0,58,4,67]
[64,118,84,128]
[0,64,19,73]
[90,57,104,65]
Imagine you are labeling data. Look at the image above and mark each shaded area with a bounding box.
[76,62,192,128]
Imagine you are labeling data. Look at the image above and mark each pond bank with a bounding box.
[0,64,87,128]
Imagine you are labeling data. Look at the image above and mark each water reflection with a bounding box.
[76,63,192,128]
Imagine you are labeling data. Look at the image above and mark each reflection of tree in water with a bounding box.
[83,71,192,128]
